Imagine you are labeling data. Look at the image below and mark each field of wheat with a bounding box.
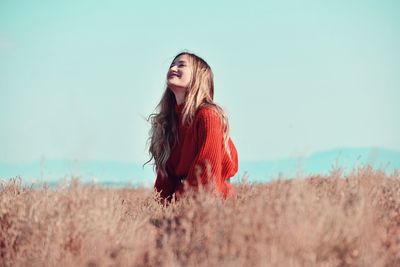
[1,166,400,267]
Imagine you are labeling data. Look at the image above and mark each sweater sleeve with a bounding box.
[177,108,225,195]
[154,168,177,201]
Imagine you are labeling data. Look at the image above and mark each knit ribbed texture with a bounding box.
[154,103,239,201]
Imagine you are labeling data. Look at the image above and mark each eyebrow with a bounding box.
[172,60,187,65]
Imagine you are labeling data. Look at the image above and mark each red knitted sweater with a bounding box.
[154,103,239,201]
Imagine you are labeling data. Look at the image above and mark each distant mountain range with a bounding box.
[0,147,399,188]
[239,147,400,183]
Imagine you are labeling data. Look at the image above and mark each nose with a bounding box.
[170,65,178,71]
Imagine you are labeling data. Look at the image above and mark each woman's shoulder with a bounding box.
[196,104,222,120]
[193,104,226,129]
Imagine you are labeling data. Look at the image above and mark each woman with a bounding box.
[147,51,238,202]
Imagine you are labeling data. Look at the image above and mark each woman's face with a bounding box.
[167,54,193,94]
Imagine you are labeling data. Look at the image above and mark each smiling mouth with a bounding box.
[168,72,180,78]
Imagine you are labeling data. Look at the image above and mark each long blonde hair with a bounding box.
[146,52,231,177]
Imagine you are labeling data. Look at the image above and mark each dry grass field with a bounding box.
[1,166,400,266]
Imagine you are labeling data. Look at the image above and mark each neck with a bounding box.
[173,91,186,105]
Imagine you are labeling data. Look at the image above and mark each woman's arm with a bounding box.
[154,169,177,201]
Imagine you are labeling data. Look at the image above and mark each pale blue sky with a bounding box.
[1,0,399,164]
